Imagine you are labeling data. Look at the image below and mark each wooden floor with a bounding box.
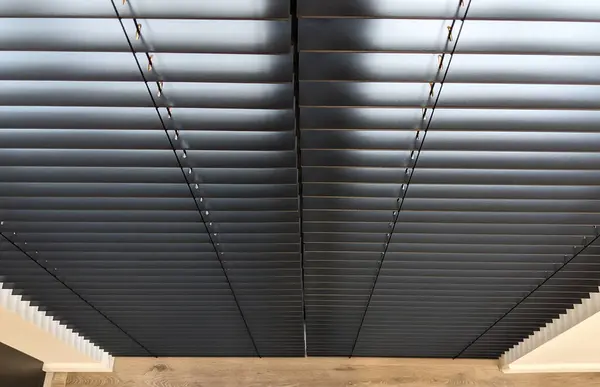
[51,357,600,387]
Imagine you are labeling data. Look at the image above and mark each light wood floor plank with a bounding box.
[65,357,600,387]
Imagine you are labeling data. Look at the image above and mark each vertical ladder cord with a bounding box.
[290,0,307,357]
[109,0,261,357]
[349,0,473,357]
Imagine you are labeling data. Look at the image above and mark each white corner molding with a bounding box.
[0,284,114,373]
[500,286,600,373]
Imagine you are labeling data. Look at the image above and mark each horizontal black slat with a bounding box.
[0,129,295,150]
[0,167,297,184]
[0,150,296,168]
[300,53,600,84]
[0,52,292,83]
[299,19,600,55]
[302,210,600,224]
[298,0,600,22]
[302,130,600,151]
[0,81,293,109]
[0,0,289,19]
[0,106,294,130]
[300,82,600,109]
[301,107,600,131]
[0,19,291,54]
